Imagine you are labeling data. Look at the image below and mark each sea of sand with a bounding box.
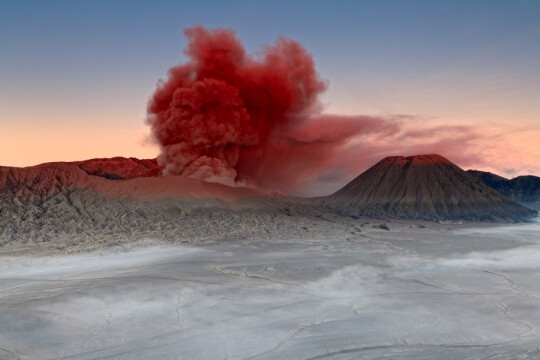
[0,218,539,359]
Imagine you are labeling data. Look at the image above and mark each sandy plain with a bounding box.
[0,218,539,360]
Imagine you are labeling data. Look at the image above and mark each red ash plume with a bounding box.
[147,26,388,192]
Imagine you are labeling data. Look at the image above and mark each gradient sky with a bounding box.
[1,0,539,181]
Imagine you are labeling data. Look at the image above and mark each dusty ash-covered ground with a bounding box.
[0,219,539,360]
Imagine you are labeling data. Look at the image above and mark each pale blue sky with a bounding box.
[1,0,539,174]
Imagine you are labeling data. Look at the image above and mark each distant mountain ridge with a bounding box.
[322,154,536,222]
[0,159,268,244]
[467,170,540,211]
[75,157,161,179]
[0,160,259,204]
[0,154,537,246]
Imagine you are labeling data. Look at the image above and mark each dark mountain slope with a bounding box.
[322,154,536,221]
[467,170,540,210]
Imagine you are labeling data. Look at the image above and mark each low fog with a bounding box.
[0,220,539,359]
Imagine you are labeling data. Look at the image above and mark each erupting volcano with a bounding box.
[146,26,399,193]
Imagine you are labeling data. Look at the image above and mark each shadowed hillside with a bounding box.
[467,170,540,211]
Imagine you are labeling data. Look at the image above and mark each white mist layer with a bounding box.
[0,245,201,278]
[0,220,539,359]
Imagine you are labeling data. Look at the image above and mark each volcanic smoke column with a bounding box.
[146,26,326,187]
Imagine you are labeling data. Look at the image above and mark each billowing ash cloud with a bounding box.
[147,26,497,195]
[147,26,399,192]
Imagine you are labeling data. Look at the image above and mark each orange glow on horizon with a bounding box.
[0,127,159,167]
[1,118,539,181]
